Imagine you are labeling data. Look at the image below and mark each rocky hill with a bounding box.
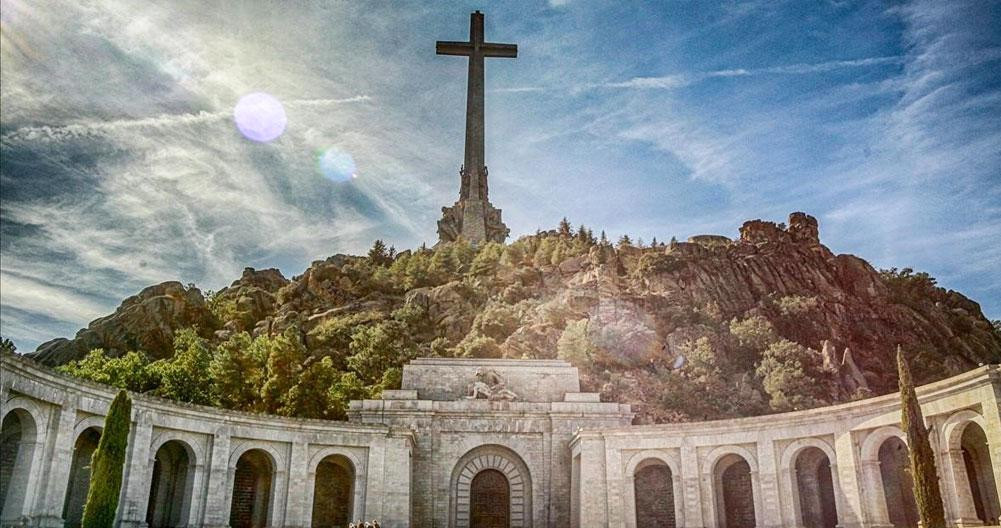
[28,212,1001,422]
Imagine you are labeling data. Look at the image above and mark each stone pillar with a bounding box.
[859,460,892,528]
[982,381,1001,516]
[832,432,865,528]
[680,443,704,528]
[118,410,154,528]
[364,437,387,522]
[778,463,802,528]
[577,436,609,528]
[380,433,414,528]
[202,428,232,528]
[756,439,784,528]
[35,396,78,528]
[940,448,983,527]
[284,441,310,528]
[603,447,625,523]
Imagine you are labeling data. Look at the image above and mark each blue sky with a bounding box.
[1,0,999,351]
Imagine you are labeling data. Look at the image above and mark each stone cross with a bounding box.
[436,11,516,201]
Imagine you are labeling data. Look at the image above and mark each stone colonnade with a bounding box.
[572,365,1001,528]
[0,353,413,528]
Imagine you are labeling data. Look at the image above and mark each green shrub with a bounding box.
[81,390,131,528]
[898,347,946,527]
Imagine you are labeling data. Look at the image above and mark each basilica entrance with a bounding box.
[471,469,510,528]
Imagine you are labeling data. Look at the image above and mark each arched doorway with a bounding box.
[715,454,755,528]
[634,460,676,527]
[794,447,837,528]
[960,422,1001,523]
[471,469,510,528]
[229,449,274,528]
[1,409,37,520]
[878,436,918,528]
[146,440,194,527]
[63,427,102,528]
[450,444,532,528]
[311,455,355,528]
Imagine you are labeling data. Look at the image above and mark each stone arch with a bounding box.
[858,426,917,527]
[779,438,840,528]
[878,436,919,527]
[72,415,106,440]
[229,448,278,528]
[703,446,759,528]
[146,439,197,528]
[634,459,678,528]
[703,446,760,528]
[450,444,532,528]
[1,405,39,522]
[63,426,102,528]
[311,454,356,528]
[623,451,683,528]
[306,447,365,523]
[941,411,1001,524]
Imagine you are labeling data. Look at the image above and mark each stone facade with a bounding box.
[1,352,999,527]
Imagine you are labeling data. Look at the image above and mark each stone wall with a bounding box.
[0,353,413,528]
[572,364,1001,528]
[2,351,1000,528]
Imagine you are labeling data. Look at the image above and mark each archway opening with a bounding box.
[229,449,274,528]
[715,454,755,528]
[63,426,102,528]
[1,409,37,519]
[794,447,837,528]
[146,440,193,528]
[311,454,355,528]
[634,460,676,527]
[960,422,1000,523]
[471,469,510,528]
[878,436,918,528]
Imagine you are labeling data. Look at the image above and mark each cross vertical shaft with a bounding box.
[437,11,517,201]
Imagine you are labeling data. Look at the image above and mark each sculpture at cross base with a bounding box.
[435,11,513,245]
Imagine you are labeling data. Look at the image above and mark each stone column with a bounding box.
[577,436,609,528]
[622,474,636,528]
[778,463,802,528]
[832,431,865,528]
[982,382,1001,515]
[859,460,892,528]
[365,436,387,522]
[603,447,625,523]
[756,439,784,528]
[118,410,154,528]
[202,427,232,528]
[941,448,983,527]
[680,443,704,528]
[380,433,414,528]
[35,396,78,528]
[284,441,310,528]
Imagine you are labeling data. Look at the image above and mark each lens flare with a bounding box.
[233,92,287,142]
[317,147,357,182]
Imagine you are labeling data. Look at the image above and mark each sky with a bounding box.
[1,0,999,352]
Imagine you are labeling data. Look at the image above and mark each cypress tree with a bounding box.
[81,390,132,528]
[897,346,946,528]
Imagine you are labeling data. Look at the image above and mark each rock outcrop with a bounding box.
[33,282,214,364]
[28,212,1001,419]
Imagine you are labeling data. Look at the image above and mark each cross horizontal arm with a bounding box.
[481,43,517,58]
[436,41,473,56]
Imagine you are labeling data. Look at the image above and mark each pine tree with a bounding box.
[897,346,946,528]
[558,217,572,237]
[81,390,132,528]
[368,239,391,266]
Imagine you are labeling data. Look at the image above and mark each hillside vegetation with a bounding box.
[30,212,1001,423]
